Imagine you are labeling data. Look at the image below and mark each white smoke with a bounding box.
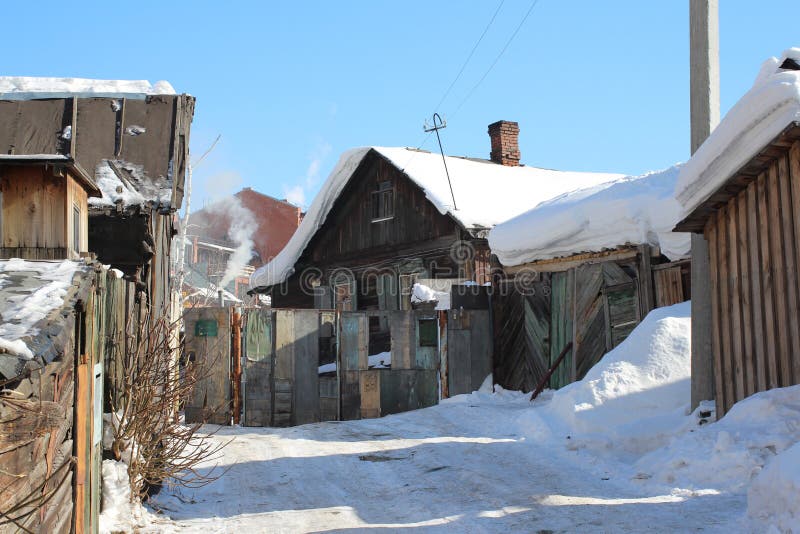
[281,141,332,209]
[206,195,257,288]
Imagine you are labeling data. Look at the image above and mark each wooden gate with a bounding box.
[273,309,321,426]
[184,308,231,425]
[445,309,493,396]
[242,309,273,427]
[494,259,644,392]
[339,312,368,420]
[493,276,552,393]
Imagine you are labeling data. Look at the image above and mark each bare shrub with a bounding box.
[107,307,227,501]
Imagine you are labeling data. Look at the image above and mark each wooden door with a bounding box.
[243,309,273,427]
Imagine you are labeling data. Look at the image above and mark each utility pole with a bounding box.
[424,113,458,210]
[689,0,719,410]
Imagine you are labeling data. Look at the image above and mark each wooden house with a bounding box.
[250,121,622,349]
[674,51,800,416]
[0,81,195,315]
[489,166,692,393]
[0,155,100,260]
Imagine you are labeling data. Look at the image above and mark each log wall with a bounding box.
[704,140,800,416]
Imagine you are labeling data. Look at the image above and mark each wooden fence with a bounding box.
[183,307,493,427]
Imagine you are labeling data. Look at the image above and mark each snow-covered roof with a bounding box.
[89,159,171,209]
[0,259,88,378]
[251,147,623,288]
[675,48,800,218]
[0,77,176,100]
[489,166,691,267]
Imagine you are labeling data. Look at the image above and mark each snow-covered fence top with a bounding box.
[251,146,623,288]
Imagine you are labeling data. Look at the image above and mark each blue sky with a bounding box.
[4,1,799,210]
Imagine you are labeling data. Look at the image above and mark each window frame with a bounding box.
[370,180,395,223]
[72,203,81,254]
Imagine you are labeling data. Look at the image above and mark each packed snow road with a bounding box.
[146,394,742,533]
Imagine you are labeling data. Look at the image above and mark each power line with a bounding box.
[451,0,542,119]
[432,0,506,113]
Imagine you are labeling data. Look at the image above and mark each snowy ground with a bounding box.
[102,302,799,533]
[136,394,742,533]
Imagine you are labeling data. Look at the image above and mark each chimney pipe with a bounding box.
[488,120,520,166]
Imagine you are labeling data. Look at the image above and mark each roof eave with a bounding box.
[674,121,800,233]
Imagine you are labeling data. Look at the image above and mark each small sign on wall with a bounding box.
[195,319,218,337]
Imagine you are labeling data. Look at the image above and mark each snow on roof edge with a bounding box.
[0,77,177,101]
[489,166,691,267]
[675,48,800,217]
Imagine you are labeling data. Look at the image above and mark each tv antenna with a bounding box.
[424,113,457,211]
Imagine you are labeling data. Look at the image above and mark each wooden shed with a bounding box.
[675,122,800,416]
[0,156,100,260]
[489,166,692,392]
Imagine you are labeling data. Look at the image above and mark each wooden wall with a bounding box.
[0,266,117,533]
[705,140,800,416]
[0,166,68,259]
[307,152,459,264]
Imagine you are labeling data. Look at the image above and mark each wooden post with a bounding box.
[690,0,720,411]
[231,308,242,425]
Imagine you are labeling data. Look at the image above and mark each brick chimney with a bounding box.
[488,120,520,166]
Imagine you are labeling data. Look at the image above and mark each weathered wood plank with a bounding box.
[737,188,756,398]
[789,140,800,385]
[767,162,792,388]
[757,171,779,389]
[654,267,684,308]
[727,197,746,401]
[778,152,800,387]
[292,310,320,425]
[706,218,725,417]
[717,206,734,413]
[746,181,768,393]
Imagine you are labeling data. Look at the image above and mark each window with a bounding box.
[72,204,81,254]
[418,319,438,347]
[371,181,394,222]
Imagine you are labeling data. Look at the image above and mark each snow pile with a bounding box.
[251,147,623,288]
[99,459,159,534]
[518,302,692,458]
[636,385,800,492]
[0,259,83,359]
[490,166,691,266]
[0,77,176,100]
[89,160,173,209]
[411,282,449,310]
[748,440,800,532]
[676,47,800,217]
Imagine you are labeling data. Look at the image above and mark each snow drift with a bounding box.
[517,301,693,458]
